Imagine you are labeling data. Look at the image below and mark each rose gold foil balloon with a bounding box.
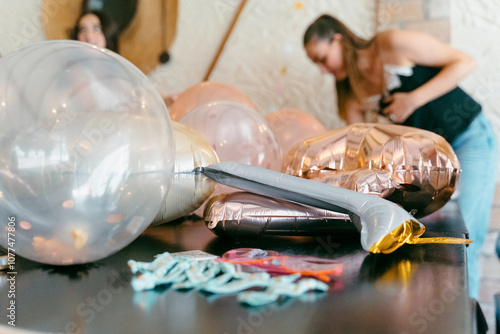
[307,169,398,198]
[152,122,219,225]
[169,82,257,121]
[265,109,327,158]
[179,101,282,171]
[283,123,460,217]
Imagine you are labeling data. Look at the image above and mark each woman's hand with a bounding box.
[382,92,420,123]
[377,30,477,124]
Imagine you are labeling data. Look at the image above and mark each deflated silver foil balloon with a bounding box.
[152,122,219,224]
[282,124,461,218]
[199,162,470,254]
[204,192,356,237]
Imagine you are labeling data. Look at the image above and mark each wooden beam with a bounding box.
[203,0,248,81]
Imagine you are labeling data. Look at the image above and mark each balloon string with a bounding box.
[408,237,473,245]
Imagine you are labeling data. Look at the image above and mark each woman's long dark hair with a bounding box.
[304,15,373,121]
[69,10,120,53]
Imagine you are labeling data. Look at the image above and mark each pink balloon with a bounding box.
[265,109,327,159]
[169,82,257,121]
[180,101,282,171]
[180,101,281,216]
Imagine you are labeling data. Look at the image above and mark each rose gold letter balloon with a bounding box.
[283,123,460,217]
[265,109,327,158]
[169,82,257,121]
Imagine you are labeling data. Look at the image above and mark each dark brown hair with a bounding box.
[69,10,120,53]
[304,15,372,121]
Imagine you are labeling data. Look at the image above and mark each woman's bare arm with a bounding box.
[345,97,365,125]
[377,30,477,123]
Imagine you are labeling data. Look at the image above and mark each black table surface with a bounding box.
[0,201,473,334]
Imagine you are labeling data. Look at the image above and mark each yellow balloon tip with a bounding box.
[369,219,472,254]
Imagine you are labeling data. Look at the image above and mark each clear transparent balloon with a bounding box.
[179,100,282,216]
[152,122,218,225]
[0,41,175,265]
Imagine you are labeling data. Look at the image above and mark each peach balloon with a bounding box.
[265,109,327,159]
[169,81,257,121]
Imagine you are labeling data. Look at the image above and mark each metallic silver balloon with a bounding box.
[200,162,470,254]
[282,123,460,217]
[152,122,218,225]
[0,41,175,265]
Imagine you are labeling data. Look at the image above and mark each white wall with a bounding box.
[1,0,499,162]
[0,0,374,130]
[450,0,500,138]
[149,0,375,129]
[0,0,46,53]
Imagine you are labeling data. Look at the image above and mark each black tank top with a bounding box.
[379,65,481,143]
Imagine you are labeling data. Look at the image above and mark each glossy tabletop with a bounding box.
[0,201,472,334]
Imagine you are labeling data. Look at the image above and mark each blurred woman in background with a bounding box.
[69,10,119,53]
[303,14,497,299]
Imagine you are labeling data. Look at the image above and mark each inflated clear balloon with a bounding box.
[265,108,327,159]
[152,122,219,225]
[179,100,282,171]
[169,82,257,121]
[283,123,460,217]
[0,41,175,265]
